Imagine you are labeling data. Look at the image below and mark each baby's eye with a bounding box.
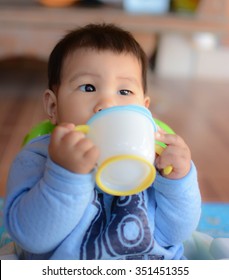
[119,89,133,96]
[79,84,96,92]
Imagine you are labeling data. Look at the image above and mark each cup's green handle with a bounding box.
[74,125,90,134]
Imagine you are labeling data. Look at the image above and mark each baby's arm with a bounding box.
[4,133,96,254]
[153,132,201,246]
[153,164,201,246]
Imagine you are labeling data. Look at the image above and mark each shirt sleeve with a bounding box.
[4,148,95,254]
[152,162,201,247]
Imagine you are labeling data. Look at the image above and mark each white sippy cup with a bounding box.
[75,105,157,196]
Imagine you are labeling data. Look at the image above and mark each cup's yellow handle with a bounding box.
[162,165,173,176]
[74,125,90,134]
[155,144,173,175]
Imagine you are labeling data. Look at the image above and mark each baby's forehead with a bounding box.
[62,48,140,69]
[73,48,141,67]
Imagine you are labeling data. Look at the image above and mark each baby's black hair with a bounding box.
[48,23,148,94]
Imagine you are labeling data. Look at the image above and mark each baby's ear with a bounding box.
[43,89,58,125]
[144,95,150,108]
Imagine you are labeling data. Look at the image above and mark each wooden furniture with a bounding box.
[0,3,229,60]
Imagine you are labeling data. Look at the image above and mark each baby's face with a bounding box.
[47,48,150,125]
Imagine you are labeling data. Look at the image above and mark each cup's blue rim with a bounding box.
[87,105,157,131]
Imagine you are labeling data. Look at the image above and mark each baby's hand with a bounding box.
[49,123,99,174]
[155,129,191,179]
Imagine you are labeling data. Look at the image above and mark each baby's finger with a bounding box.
[156,126,166,135]
[51,125,84,149]
[83,145,100,163]
[61,130,85,148]
[58,123,76,130]
[155,132,184,147]
[155,152,171,169]
[75,137,95,154]
[50,125,71,145]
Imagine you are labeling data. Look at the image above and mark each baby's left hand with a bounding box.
[155,130,191,179]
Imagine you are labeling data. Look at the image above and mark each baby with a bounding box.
[4,23,201,260]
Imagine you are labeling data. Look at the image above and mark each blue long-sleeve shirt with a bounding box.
[4,135,201,260]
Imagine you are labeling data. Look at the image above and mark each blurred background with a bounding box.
[0,0,229,204]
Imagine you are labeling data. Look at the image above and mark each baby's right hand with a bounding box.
[49,123,100,174]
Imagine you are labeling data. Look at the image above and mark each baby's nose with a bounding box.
[94,98,116,113]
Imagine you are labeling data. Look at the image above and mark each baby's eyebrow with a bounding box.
[69,72,100,83]
[117,76,140,86]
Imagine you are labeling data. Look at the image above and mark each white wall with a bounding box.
[155,33,229,80]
